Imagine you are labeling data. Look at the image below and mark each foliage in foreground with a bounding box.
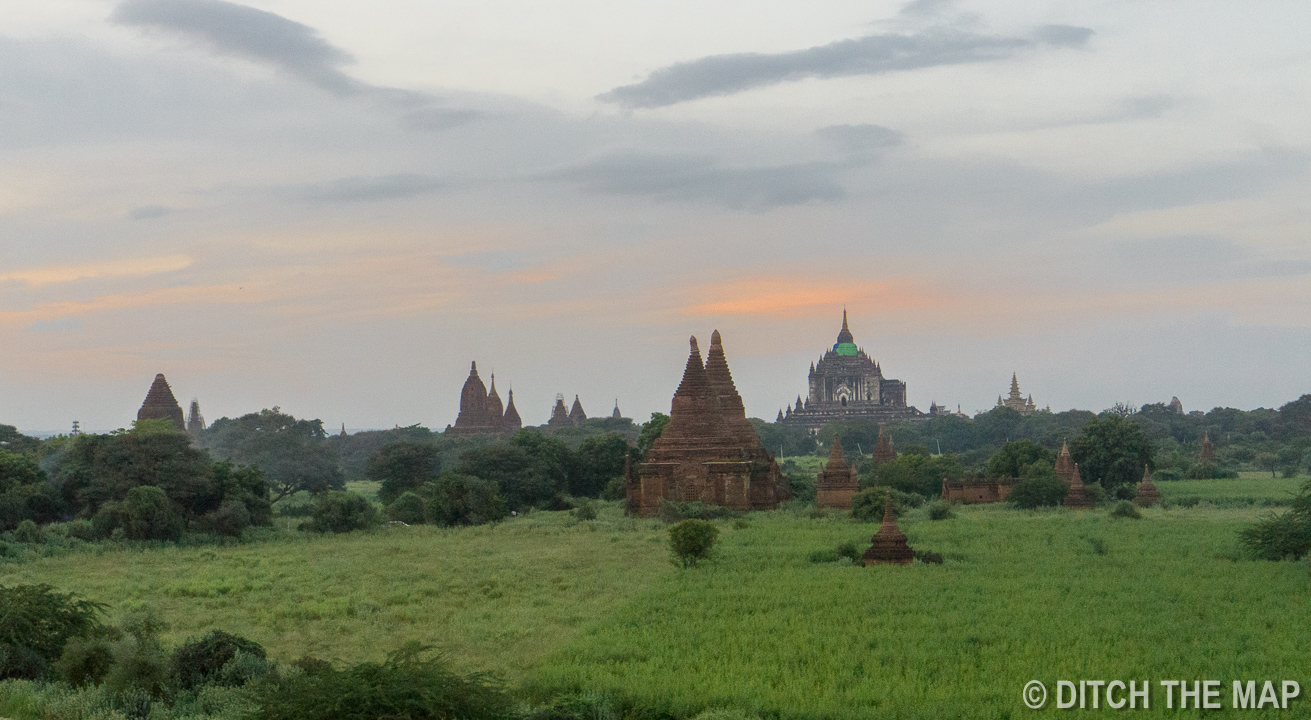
[668,519,718,568]
[1240,480,1311,560]
[251,643,512,720]
[0,584,104,681]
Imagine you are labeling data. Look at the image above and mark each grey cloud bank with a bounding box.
[598,25,1093,108]
[112,0,358,93]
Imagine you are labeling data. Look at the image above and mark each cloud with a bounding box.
[550,154,846,210]
[128,204,173,219]
[28,317,84,333]
[111,0,358,93]
[0,255,193,288]
[285,173,446,204]
[598,25,1093,108]
[814,124,904,160]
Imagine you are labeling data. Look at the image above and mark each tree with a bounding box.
[304,491,378,533]
[368,442,441,505]
[668,519,718,568]
[1071,414,1154,495]
[637,413,670,457]
[420,472,506,527]
[986,440,1054,478]
[202,408,344,503]
[1007,461,1068,509]
[866,453,964,498]
[570,434,631,497]
[457,431,570,510]
[0,584,105,680]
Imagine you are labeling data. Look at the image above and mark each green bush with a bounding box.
[171,630,267,690]
[369,442,441,505]
[850,487,920,522]
[0,584,104,681]
[303,491,378,534]
[55,634,117,687]
[200,500,252,537]
[668,519,719,568]
[104,609,170,698]
[387,491,427,525]
[601,477,626,501]
[914,549,944,564]
[1240,483,1311,560]
[1008,475,1069,509]
[835,541,862,563]
[1109,500,1141,519]
[13,519,44,544]
[926,501,954,520]
[121,486,183,541]
[249,642,512,720]
[421,472,507,527]
[1085,482,1108,506]
[573,501,598,521]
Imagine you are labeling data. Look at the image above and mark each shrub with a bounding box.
[171,630,267,690]
[421,472,507,527]
[1240,483,1311,560]
[835,540,862,563]
[850,487,920,522]
[1109,500,1141,519]
[927,501,955,521]
[200,500,252,537]
[250,642,512,720]
[668,519,718,568]
[120,486,183,541]
[601,478,626,501]
[370,442,441,505]
[0,584,104,680]
[104,609,170,698]
[55,635,117,687]
[1008,475,1069,509]
[13,519,43,544]
[573,501,598,521]
[214,649,273,687]
[387,491,427,525]
[1084,482,1108,506]
[303,491,378,533]
[63,519,97,542]
[914,550,944,564]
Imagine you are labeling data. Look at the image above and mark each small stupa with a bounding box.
[871,425,898,465]
[863,497,914,566]
[1063,463,1094,509]
[1054,441,1075,484]
[1200,433,1216,465]
[1133,466,1161,507]
[816,435,859,510]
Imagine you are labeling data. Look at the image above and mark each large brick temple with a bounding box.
[137,373,185,431]
[780,311,923,432]
[445,361,522,436]
[627,331,786,516]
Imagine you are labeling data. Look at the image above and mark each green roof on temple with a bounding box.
[835,342,858,356]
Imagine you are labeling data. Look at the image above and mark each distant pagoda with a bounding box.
[816,436,858,510]
[780,310,922,432]
[628,331,785,516]
[863,498,914,566]
[1200,433,1216,465]
[871,425,898,465]
[446,362,519,436]
[1134,466,1161,507]
[1054,442,1075,484]
[1063,463,1094,509]
[186,399,206,437]
[996,373,1037,415]
[138,374,185,431]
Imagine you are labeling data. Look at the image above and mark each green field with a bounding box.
[3,480,1310,718]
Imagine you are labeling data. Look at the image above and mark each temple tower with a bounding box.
[569,396,587,425]
[137,374,185,431]
[448,361,498,436]
[186,399,206,437]
[1063,463,1094,509]
[872,425,898,465]
[503,389,522,431]
[863,498,914,565]
[612,400,622,419]
[548,394,571,429]
[1134,466,1161,507]
[486,375,504,419]
[1054,442,1075,484]
[816,435,859,510]
[1200,433,1216,464]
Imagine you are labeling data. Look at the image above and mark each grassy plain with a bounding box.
[3,479,1310,718]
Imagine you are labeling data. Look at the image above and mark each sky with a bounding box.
[1,0,1309,434]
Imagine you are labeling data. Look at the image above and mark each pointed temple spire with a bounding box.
[862,497,914,565]
[836,308,854,345]
[186,398,206,437]
[137,373,185,431]
[502,389,522,431]
[1200,432,1216,464]
[1063,463,1093,509]
[448,360,493,435]
[1054,441,1074,484]
[569,395,587,424]
[816,435,858,509]
[1133,465,1161,507]
[486,374,504,419]
[630,330,787,516]
[872,425,897,465]
[612,399,622,419]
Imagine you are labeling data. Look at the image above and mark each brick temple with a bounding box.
[941,477,1013,504]
[628,332,786,516]
[816,436,858,510]
[137,373,185,431]
[863,498,914,565]
[1134,467,1161,507]
[780,311,923,432]
[445,362,522,436]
